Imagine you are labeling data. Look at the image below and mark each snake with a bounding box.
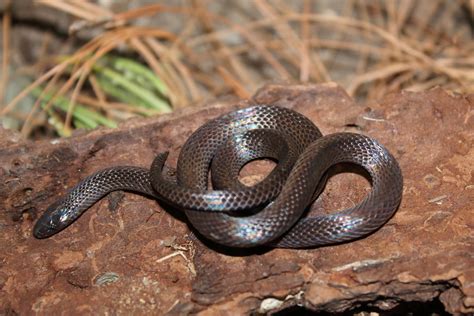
[33,105,403,248]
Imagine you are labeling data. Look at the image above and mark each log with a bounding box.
[0,84,472,315]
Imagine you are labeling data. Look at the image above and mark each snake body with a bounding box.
[33,105,403,248]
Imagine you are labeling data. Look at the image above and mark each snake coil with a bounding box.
[33,105,403,248]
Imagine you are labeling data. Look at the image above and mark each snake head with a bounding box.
[33,199,75,239]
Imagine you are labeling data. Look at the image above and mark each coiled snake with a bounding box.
[33,105,403,248]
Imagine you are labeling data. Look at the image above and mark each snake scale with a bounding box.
[33,105,403,248]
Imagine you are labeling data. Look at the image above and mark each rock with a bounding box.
[0,84,472,314]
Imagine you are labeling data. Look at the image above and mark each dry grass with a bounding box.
[1,0,473,138]
[0,0,11,109]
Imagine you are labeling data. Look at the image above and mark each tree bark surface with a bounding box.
[0,84,472,315]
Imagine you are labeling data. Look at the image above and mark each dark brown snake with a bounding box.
[33,105,403,248]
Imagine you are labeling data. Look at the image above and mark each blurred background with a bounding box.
[0,0,472,139]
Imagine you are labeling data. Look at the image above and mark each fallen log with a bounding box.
[0,84,472,314]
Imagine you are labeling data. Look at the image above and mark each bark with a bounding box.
[0,84,472,315]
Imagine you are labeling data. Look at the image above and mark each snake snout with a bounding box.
[33,201,71,239]
[33,219,55,239]
[33,213,60,239]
